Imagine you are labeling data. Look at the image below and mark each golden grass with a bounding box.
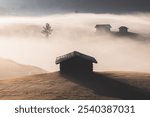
[0,72,149,100]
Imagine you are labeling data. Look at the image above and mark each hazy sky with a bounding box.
[0,1,150,73]
[0,0,150,15]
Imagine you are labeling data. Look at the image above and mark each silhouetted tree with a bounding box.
[41,23,53,38]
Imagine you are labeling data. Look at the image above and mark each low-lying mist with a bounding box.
[0,13,150,73]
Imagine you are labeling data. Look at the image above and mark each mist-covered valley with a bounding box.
[0,13,150,73]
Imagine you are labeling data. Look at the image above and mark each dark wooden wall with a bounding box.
[60,57,93,74]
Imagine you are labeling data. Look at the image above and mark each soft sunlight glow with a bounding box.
[0,13,150,72]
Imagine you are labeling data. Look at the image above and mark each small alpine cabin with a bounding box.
[95,24,112,33]
[119,26,128,33]
[56,51,98,74]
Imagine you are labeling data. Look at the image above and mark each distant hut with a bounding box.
[119,26,128,33]
[56,51,98,74]
[95,24,112,33]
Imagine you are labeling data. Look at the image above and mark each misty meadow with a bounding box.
[0,0,150,100]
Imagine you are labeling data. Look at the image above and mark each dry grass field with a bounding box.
[0,71,149,100]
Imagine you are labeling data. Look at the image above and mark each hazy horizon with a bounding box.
[0,0,149,73]
[0,13,150,73]
[0,0,150,15]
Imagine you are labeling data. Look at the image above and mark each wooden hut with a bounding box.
[56,51,97,74]
[119,26,128,33]
[95,24,112,33]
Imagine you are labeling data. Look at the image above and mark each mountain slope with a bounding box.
[0,71,150,100]
[0,58,47,79]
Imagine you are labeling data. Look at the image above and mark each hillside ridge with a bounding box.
[0,58,47,79]
[0,71,150,100]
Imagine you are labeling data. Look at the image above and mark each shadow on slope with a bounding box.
[61,72,150,100]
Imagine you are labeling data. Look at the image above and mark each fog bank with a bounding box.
[0,13,150,73]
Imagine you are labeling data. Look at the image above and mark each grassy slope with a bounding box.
[0,72,150,100]
[0,58,47,79]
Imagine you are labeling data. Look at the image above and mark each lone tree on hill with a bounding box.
[42,23,53,38]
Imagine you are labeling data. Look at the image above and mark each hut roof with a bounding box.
[119,26,128,29]
[95,24,112,29]
[56,51,98,64]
